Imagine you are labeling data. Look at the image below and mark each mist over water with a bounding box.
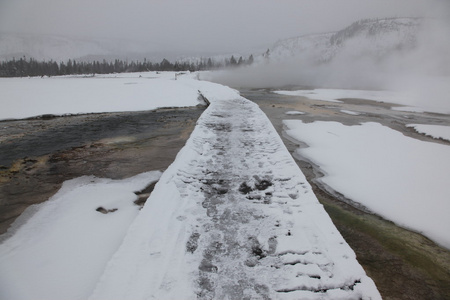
[206,16,450,110]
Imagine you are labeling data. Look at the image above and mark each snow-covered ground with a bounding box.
[276,82,450,250]
[284,120,450,249]
[0,72,237,120]
[274,86,450,114]
[407,124,450,142]
[89,96,380,299]
[0,81,380,299]
[0,172,161,300]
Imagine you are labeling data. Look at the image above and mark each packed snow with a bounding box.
[284,120,450,249]
[0,171,161,300]
[407,124,450,142]
[0,72,239,121]
[274,87,450,114]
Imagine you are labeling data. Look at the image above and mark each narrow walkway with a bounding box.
[90,98,380,300]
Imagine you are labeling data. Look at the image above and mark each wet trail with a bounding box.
[176,99,377,299]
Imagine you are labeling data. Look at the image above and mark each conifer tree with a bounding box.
[248,54,254,65]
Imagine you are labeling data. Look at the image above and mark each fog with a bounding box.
[1,0,448,102]
[0,0,435,54]
[206,3,450,108]
[208,16,450,90]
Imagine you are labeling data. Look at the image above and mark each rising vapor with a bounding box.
[206,15,450,109]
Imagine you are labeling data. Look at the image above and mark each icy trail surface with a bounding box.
[90,97,380,300]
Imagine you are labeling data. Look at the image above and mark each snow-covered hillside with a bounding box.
[209,16,450,106]
[268,33,333,63]
[267,18,422,64]
[1,18,432,71]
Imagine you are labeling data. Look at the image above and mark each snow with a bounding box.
[274,87,450,114]
[407,124,450,142]
[268,18,421,65]
[274,89,343,103]
[0,72,241,120]
[285,110,305,115]
[269,32,334,63]
[274,88,405,104]
[0,171,161,300]
[340,109,361,115]
[284,120,450,249]
[89,97,380,299]
[0,76,380,298]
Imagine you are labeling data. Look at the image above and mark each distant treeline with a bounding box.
[0,54,254,77]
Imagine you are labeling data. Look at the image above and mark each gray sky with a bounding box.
[0,0,440,53]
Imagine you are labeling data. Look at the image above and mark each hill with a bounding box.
[267,17,422,64]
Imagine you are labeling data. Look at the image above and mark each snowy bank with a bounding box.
[0,72,240,120]
[407,124,450,142]
[284,120,450,249]
[0,171,161,300]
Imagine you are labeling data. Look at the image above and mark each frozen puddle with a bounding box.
[90,98,380,299]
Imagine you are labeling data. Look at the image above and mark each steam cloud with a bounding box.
[206,15,450,110]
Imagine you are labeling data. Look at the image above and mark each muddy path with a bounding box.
[240,88,450,300]
[0,107,204,235]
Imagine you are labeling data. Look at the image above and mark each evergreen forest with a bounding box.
[0,54,254,77]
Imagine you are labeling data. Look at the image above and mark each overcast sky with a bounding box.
[0,0,443,53]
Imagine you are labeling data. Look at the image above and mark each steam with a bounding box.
[206,14,450,110]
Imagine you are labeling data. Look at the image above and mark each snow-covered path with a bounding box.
[90,97,380,299]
